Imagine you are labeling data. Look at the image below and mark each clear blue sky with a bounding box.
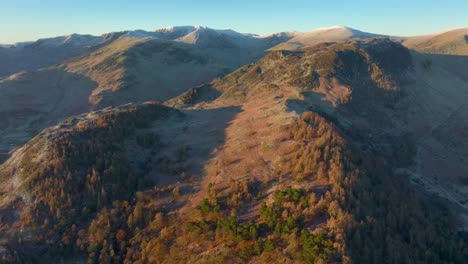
[1,0,467,44]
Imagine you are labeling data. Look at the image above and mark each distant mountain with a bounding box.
[33,33,104,47]
[270,26,388,50]
[0,32,126,77]
[119,26,298,44]
[0,26,294,150]
[0,42,33,48]
[403,27,468,55]
[1,25,466,80]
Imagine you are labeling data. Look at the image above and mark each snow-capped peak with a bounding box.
[312,26,353,32]
[257,31,300,39]
[157,25,200,33]
[120,30,158,39]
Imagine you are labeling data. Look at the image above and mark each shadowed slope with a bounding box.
[0,69,97,149]
[0,32,126,78]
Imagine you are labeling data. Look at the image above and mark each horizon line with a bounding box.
[1,25,467,45]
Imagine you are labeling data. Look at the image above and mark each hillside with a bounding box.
[0,32,125,78]
[1,39,467,263]
[182,38,468,228]
[270,26,387,51]
[0,26,293,152]
[403,27,468,55]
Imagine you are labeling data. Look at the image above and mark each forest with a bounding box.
[3,110,466,263]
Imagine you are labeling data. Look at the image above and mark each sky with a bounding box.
[1,0,467,44]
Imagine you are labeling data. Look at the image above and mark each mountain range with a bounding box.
[0,25,468,263]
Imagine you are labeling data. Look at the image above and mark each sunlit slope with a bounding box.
[270,26,387,50]
[403,28,468,55]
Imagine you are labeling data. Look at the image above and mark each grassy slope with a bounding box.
[403,28,468,55]
[269,27,387,51]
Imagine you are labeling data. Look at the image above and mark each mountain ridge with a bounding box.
[2,25,465,46]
